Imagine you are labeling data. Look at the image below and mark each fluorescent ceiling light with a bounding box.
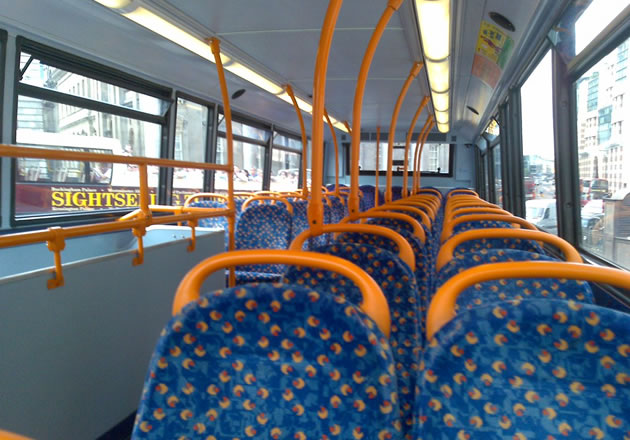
[96,0,348,134]
[435,111,449,124]
[224,62,284,95]
[123,7,230,64]
[425,58,450,93]
[416,0,451,61]
[431,90,449,112]
[437,122,449,133]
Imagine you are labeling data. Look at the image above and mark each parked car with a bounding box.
[526,199,558,235]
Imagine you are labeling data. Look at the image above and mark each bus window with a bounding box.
[522,51,558,235]
[172,97,210,204]
[576,38,630,269]
[492,146,503,207]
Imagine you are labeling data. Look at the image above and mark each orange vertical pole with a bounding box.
[138,164,151,218]
[412,115,433,194]
[348,0,405,219]
[402,96,429,198]
[343,121,352,135]
[384,62,422,203]
[374,125,381,207]
[416,119,435,192]
[210,38,236,286]
[309,0,344,233]
[286,84,309,199]
[324,108,341,196]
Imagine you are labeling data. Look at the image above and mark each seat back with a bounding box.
[416,299,630,439]
[284,243,421,436]
[359,185,376,211]
[235,204,292,274]
[191,200,229,250]
[453,237,545,257]
[133,283,402,439]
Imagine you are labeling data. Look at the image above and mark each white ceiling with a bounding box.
[0,0,570,143]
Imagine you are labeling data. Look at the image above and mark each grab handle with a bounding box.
[441,214,536,243]
[436,228,582,271]
[427,262,630,340]
[174,250,391,337]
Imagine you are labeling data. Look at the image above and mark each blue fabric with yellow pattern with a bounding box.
[452,237,545,256]
[415,299,630,440]
[283,243,421,438]
[391,186,403,201]
[433,249,594,309]
[359,185,376,211]
[190,200,230,251]
[367,216,435,269]
[451,220,515,235]
[132,283,403,440]
[335,230,432,323]
[234,204,292,283]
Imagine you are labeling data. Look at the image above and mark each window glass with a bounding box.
[15,99,160,217]
[172,97,209,203]
[274,133,302,151]
[214,136,265,192]
[493,146,503,207]
[358,141,450,173]
[521,51,558,235]
[576,39,630,269]
[270,149,301,192]
[218,114,269,143]
[19,53,168,116]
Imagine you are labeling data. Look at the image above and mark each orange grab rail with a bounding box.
[369,204,431,230]
[0,430,32,440]
[308,0,343,236]
[427,262,630,340]
[210,38,237,286]
[340,211,426,245]
[447,206,510,219]
[384,62,424,203]
[286,84,309,199]
[447,189,478,199]
[184,192,228,206]
[411,116,433,194]
[173,250,391,337]
[436,228,582,271]
[348,0,405,218]
[374,125,381,207]
[241,196,294,214]
[415,118,435,191]
[445,201,499,218]
[415,186,441,199]
[393,197,438,220]
[441,214,537,243]
[402,96,430,198]
[290,224,416,270]
[324,108,341,198]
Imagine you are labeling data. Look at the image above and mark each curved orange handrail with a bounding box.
[415,118,435,191]
[308,0,343,234]
[173,250,391,337]
[445,201,499,218]
[290,224,416,270]
[184,193,228,206]
[416,187,441,199]
[411,116,434,194]
[385,62,423,204]
[436,228,582,271]
[341,211,425,245]
[348,0,405,217]
[324,108,341,197]
[446,207,511,223]
[369,204,431,230]
[441,214,537,243]
[402,96,430,198]
[285,84,309,199]
[0,430,32,440]
[446,189,478,199]
[241,196,294,214]
[427,262,630,340]
[374,126,381,207]
[393,197,438,220]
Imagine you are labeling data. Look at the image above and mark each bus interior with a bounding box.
[1,0,630,439]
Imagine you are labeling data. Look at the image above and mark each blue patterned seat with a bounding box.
[132,283,402,440]
[367,216,436,269]
[416,299,630,439]
[190,200,230,250]
[359,185,376,211]
[391,186,403,201]
[451,219,515,236]
[434,249,594,310]
[335,229,432,322]
[453,237,545,256]
[234,205,292,284]
[284,243,421,438]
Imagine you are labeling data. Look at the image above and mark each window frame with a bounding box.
[10,37,173,228]
[271,129,304,191]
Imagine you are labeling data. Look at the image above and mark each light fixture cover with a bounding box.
[416,0,451,61]
[435,110,449,124]
[425,57,450,93]
[437,121,449,133]
[431,90,449,112]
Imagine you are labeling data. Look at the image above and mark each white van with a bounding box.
[526,199,558,235]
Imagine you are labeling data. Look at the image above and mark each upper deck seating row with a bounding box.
[130,187,630,440]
